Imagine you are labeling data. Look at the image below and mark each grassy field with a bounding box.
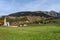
[0,24,60,40]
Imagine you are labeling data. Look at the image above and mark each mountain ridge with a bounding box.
[8,11,60,18]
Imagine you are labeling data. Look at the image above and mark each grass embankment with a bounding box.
[0,24,60,40]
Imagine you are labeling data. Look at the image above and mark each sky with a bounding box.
[0,0,60,16]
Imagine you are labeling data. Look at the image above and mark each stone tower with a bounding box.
[4,17,7,26]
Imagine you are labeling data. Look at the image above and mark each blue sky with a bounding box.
[0,0,60,16]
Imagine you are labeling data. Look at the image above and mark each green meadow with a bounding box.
[0,24,60,40]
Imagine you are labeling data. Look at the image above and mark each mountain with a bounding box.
[8,11,60,18]
[43,11,57,17]
[0,11,60,25]
[58,12,60,17]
